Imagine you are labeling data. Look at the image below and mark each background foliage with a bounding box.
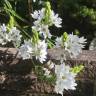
[0,0,96,49]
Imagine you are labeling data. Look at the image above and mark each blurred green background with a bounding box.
[0,0,96,49]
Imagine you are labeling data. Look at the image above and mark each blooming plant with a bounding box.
[0,23,22,47]
[0,1,86,96]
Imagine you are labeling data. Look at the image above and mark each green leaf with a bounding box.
[47,39,54,48]
[70,65,84,74]
[4,0,28,23]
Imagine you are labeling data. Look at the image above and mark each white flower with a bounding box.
[38,8,45,20]
[0,33,9,45]
[0,24,10,45]
[89,38,96,50]
[55,34,86,58]
[32,8,51,39]
[31,9,62,40]
[39,25,52,39]
[47,60,55,69]
[19,40,33,59]
[50,11,62,27]
[32,22,52,39]
[64,34,86,58]
[19,40,47,63]
[34,40,47,63]
[31,9,62,28]
[0,24,7,32]
[31,10,39,19]
[8,27,22,47]
[0,24,22,46]
[55,63,77,96]
[55,37,62,48]
[32,21,41,31]
[43,68,51,77]
[31,8,45,21]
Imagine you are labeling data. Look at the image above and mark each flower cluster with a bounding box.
[19,3,62,63]
[0,2,87,96]
[64,34,86,58]
[55,63,77,96]
[31,7,62,39]
[19,40,47,63]
[0,24,22,47]
[55,33,86,58]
